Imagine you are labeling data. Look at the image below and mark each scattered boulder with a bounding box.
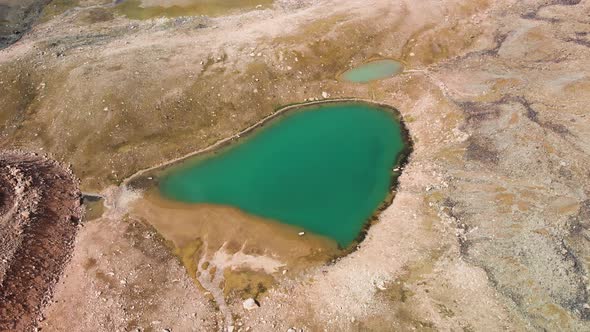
[243,298,259,310]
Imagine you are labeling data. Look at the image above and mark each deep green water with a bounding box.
[341,59,403,83]
[159,102,406,247]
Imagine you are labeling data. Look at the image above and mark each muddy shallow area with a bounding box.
[114,0,274,19]
[1,0,590,331]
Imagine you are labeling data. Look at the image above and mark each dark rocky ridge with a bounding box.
[0,151,82,331]
[0,0,51,49]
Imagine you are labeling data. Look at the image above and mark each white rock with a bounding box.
[243,298,259,310]
[321,91,329,99]
[298,232,305,236]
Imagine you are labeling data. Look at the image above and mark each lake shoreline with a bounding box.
[124,98,412,185]
[123,98,413,251]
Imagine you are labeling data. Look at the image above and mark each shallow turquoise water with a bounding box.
[341,59,403,83]
[159,102,406,247]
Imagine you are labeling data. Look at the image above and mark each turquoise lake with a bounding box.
[158,102,407,247]
[341,59,404,83]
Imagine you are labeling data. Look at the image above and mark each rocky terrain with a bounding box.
[0,151,82,331]
[1,0,590,331]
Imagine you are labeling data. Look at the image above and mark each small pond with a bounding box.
[340,59,404,83]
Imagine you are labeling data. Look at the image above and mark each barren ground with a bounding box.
[1,0,590,331]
